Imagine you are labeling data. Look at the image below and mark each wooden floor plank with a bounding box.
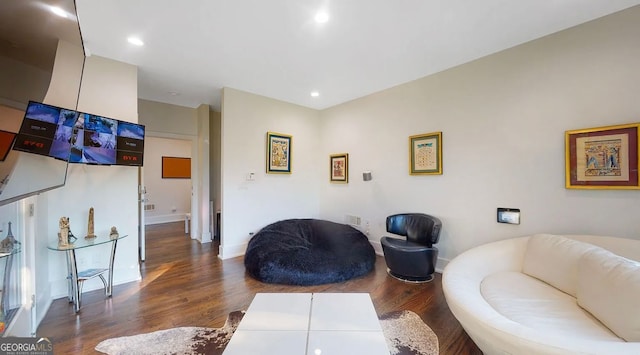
[37,221,482,354]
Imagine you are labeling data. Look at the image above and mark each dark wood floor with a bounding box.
[37,221,481,354]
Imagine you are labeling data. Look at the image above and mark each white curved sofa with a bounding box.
[442,234,640,355]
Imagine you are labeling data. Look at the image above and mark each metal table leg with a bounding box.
[107,238,119,297]
[66,249,81,313]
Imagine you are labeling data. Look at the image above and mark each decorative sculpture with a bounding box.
[58,217,70,247]
[0,221,16,253]
[85,207,96,239]
[109,226,119,239]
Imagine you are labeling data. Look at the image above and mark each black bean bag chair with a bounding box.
[244,219,376,285]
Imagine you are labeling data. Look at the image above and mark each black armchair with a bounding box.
[380,213,442,282]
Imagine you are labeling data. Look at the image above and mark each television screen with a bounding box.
[69,114,144,166]
[14,101,144,167]
[69,113,115,164]
[116,121,145,166]
[13,101,80,161]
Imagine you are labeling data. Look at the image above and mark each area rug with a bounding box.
[95,310,438,355]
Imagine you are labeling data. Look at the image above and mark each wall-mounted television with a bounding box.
[116,121,145,166]
[14,101,145,167]
[69,113,117,165]
[0,103,71,206]
[69,113,145,166]
[13,101,80,161]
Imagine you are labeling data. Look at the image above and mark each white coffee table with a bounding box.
[223,293,390,355]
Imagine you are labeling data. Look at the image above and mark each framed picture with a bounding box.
[565,123,639,189]
[409,131,442,175]
[162,156,191,178]
[266,132,292,174]
[0,130,16,161]
[330,153,349,183]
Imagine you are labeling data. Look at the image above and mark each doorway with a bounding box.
[139,135,196,262]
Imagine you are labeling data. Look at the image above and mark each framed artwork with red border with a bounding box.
[565,123,639,189]
[330,153,348,183]
[0,130,16,161]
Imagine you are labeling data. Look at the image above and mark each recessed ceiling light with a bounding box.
[50,6,68,18]
[310,91,320,97]
[127,37,145,46]
[314,12,329,24]
[168,91,180,96]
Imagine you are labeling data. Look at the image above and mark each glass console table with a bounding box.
[1,247,20,319]
[47,234,127,313]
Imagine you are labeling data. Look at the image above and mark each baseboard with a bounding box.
[199,232,212,243]
[218,242,248,260]
[370,240,384,256]
[145,214,186,225]
[435,257,449,274]
[217,238,451,273]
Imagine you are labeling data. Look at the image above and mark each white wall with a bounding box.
[46,54,141,298]
[44,40,85,110]
[194,104,211,242]
[143,137,191,225]
[220,88,322,258]
[32,40,84,332]
[319,6,640,267]
[138,99,211,241]
[138,99,197,136]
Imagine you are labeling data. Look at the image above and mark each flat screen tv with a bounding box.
[13,101,80,161]
[69,113,145,166]
[69,113,117,165]
[116,121,145,166]
[1,102,71,206]
[13,101,145,167]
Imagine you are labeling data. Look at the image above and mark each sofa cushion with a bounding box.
[481,271,621,341]
[577,247,640,342]
[522,234,596,297]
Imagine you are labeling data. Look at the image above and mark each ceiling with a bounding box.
[75,0,640,112]
[0,0,81,72]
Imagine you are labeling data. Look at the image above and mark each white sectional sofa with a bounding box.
[442,234,640,355]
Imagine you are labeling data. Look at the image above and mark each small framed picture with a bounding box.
[409,131,442,175]
[0,130,16,161]
[266,132,292,174]
[565,123,639,189]
[330,153,349,183]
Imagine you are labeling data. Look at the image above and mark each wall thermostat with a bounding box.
[497,208,520,225]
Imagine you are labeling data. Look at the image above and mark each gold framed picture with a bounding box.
[409,131,442,175]
[565,123,639,189]
[330,153,349,183]
[266,132,292,174]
